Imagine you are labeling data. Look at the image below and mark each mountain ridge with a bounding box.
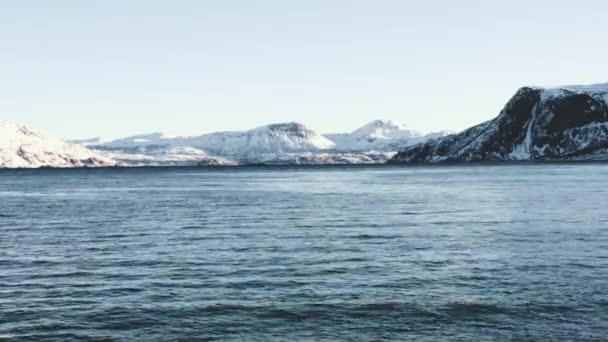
[76,120,445,166]
[6,81,608,168]
[390,83,608,163]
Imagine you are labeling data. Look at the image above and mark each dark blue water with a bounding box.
[1,165,607,341]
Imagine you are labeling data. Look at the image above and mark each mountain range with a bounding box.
[0,119,445,168]
[4,82,608,168]
[73,121,448,166]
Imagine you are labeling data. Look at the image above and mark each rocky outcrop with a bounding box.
[390,83,608,163]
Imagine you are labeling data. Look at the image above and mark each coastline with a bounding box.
[3,159,608,172]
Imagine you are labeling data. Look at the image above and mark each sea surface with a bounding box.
[0,164,607,341]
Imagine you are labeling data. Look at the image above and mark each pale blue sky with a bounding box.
[1,0,607,139]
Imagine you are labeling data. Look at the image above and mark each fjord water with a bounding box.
[1,165,607,341]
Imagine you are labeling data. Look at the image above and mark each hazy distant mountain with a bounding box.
[0,121,114,168]
[325,120,451,152]
[81,122,337,166]
[95,123,332,153]
[95,132,187,149]
[390,83,608,163]
[91,120,446,155]
[185,122,336,156]
[77,120,445,166]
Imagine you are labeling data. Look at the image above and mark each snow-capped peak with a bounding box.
[188,122,336,155]
[68,120,446,165]
[82,122,336,161]
[324,120,437,152]
[351,120,423,140]
[356,119,407,131]
[259,122,311,134]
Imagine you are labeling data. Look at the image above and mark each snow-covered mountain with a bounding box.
[325,120,451,151]
[70,120,451,166]
[96,123,334,153]
[82,122,338,166]
[79,120,444,166]
[11,81,608,167]
[186,122,335,156]
[390,83,608,163]
[0,121,114,168]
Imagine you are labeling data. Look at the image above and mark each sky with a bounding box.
[1,0,607,139]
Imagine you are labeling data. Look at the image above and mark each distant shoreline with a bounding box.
[2,159,608,172]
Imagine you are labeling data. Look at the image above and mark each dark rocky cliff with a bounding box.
[390,84,608,163]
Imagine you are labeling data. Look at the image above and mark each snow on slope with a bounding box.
[94,120,446,156]
[97,122,334,154]
[74,120,448,166]
[325,120,452,151]
[185,122,335,156]
[97,145,236,167]
[87,122,337,165]
[0,121,114,168]
[560,82,608,93]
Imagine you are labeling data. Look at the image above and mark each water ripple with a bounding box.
[1,165,607,340]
